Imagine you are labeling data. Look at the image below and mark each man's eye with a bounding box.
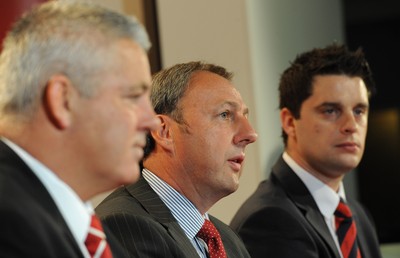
[127,91,146,102]
[130,93,142,100]
[220,111,230,119]
[323,108,336,114]
[354,108,366,116]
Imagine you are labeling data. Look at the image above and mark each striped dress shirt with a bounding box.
[142,169,209,258]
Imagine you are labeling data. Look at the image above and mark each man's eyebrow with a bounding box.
[220,101,250,115]
[355,102,369,109]
[126,83,150,93]
[316,102,341,108]
[137,83,151,91]
[317,102,369,109]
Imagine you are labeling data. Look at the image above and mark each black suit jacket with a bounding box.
[95,175,251,258]
[0,140,124,257]
[230,156,382,258]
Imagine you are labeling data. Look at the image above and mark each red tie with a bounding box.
[85,214,113,258]
[334,199,361,258]
[196,219,227,258]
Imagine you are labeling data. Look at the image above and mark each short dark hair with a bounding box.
[279,43,375,145]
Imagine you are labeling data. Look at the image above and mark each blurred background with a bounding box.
[1,0,399,256]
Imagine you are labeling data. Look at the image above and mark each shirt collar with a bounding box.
[142,169,205,239]
[282,152,345,219]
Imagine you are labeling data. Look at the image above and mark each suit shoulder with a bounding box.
[95,186,144,218]
[230,179,295,228]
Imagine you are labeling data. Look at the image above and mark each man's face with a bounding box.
[171,71,257,199]
[284,75,369,180]
[72,39,158,189]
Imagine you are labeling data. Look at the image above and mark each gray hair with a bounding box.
[151,61,233,122]
[0,1,150,121]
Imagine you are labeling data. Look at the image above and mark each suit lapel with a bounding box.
[0,140,83,256]
[210,216,242,258]
[272,157,341,258]
[167,223,201,257]
[125,176,173,223]
[125,176,200,257]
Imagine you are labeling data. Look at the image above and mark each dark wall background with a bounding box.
[344,0,400,243]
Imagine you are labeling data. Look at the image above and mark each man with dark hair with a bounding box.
[96,61,258,257]
[230,44,382,258]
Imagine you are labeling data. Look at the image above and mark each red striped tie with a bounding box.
[334,199,361,258]
[85,214,113,258]
[196,219,227,258]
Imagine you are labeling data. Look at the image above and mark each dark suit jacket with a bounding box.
[230,156,382,258]
[0,140,124,258]
[95,175,251,258]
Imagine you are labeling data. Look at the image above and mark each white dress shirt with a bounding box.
[283,152,345,258]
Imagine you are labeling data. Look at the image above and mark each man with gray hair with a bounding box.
[96,61,258,257]
[0,1,158,257]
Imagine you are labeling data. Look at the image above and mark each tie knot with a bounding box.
[197,219,219,241]
[90,215,106,234]
[85,214,113,258]
[335,198,353,219]
[196,219,227,258]
[334,199,361,258]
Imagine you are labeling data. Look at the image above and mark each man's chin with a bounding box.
[119,166,141,185]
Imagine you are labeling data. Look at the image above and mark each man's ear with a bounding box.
[150,114,174,152]
[43,75,74,130]
[280,107,296,139]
